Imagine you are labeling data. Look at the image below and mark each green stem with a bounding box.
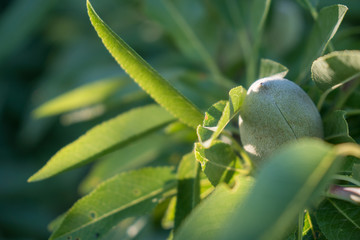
[317,74,360,111]
[226,0,252,60]
[162,0,233,88]
[246,40,260,87]
[297,210,305,240]
[222,131,254,171]
[303,0,318,19]
[304,0,336,53]
[246,0,271,87]
[332,78,360,111]
[346,109,360,117]
[317,87,332,111]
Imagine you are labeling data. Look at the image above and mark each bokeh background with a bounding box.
[1,0,360,239]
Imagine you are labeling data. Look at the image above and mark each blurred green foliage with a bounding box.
[0,0,360,239]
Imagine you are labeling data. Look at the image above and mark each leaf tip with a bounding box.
[86,0,94,16]
[31,107,45,119]
[27,174,38,183]
[27,168,48,183]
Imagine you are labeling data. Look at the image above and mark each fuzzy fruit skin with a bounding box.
[239,77,323,165]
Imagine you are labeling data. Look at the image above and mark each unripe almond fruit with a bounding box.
[239,77,323,165]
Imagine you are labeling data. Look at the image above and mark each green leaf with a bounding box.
[316,198,360,240]
[312,50,360,109]
[259,59,289,79]
[197,86,246,147]
[303,211,315,238]
[250,0,272,39]
[174,153,200,230]
[323,110,355,144]
[174,177,254,240]
[79,133,170,194]
[50,167,177,240]
[312,50,360,91]
[247,0,272,86]
[284,211,316,240]
[208,0,240,28]
[353,164,360,182]
[219,139,341,240]
[0,0,56,63]
[87,0,203,128]
[28,104,175,182]
[33,77,126,118]
[197,101,226,146]
[162,197,177,229]
[296,0,319,19]
[195,141,242,186]
[297,4,348,83]
[48,213,66,233]
[143,0,218,72]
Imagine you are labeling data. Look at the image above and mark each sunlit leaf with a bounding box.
[78,133,170,194]
[162,197,176,229]
[195,141,242,186]
[33,77,125,118]
[303,211,315,238]
[259,59,289,79]
[316,198,360,240]
[87,0,203,128]
[50,167,177,240]
[312,50,360,91]
[28,105,175,182]
[48,213,66,233]
[312,50,360,109]
[197,86,246,147]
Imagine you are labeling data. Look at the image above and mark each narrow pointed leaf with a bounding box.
[197,86,246,147]
[297,4,348,82]
[174,177,254,240]
[79,133,170,194]
[33,78,125,118]
[0,0,56,62]
[296,0,319,19]
[259,59,289,79]
[174,153,200,230]
[195,141,242,186]
[246,0,271,86]
[50,167,177,240]
[220,139,341,240]
[144,0,218,69]
[28,105,175,182]
[48,213,66,233]
[312,50,360,94]
[316,198,360,240]
[250,0,272,39]
[87,0,203,128]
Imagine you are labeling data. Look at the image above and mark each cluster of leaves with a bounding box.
[27,0,360,239]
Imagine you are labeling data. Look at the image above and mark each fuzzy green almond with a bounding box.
[239,77,323,165]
